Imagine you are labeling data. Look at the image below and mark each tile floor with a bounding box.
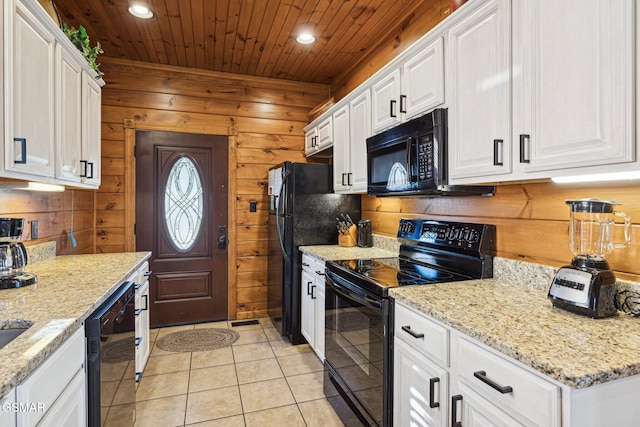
[134,318,345,426]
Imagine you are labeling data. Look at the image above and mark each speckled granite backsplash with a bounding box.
[25,241,57,264]
[494,257,640,313]
[372,234,400,253]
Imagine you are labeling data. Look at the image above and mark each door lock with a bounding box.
[217,235,227,249]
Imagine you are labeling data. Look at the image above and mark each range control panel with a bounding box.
[397,219,495,254]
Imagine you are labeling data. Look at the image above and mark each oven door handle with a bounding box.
[326,271,382,309]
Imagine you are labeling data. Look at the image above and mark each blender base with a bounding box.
[548,265,619,318]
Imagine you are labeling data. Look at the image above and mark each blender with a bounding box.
[548,199,631,318]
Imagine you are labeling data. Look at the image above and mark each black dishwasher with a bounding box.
[85,281,136,426]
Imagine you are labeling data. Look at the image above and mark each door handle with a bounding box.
[217,235,227,249]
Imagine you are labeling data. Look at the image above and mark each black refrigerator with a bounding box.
[267,162,360,345]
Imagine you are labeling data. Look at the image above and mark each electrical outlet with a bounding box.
[249,200,257,212]
[31,220,38,239]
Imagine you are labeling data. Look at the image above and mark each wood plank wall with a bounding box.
[0,180,95,255]
[331,0,640,282]
[97,58,330,320]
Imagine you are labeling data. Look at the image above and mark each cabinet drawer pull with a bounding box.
[493,139,504,166]
[400,94,407,113]
[451,394,462,427]
[519,134,531,163]
[302,262,310,267]
[13,138,26,164]
[390,99,397,118]
[401,325,424,339]
[315,270,325,276]
[136,372,143,383]
[311,284,316,299]
[142,294,148,311]
[341,173,347,186]
[347,172,352,186]
[135,336,142,347]
[429,377,440,408]
[144,270,152,277]
[307,281,313,295]
[473,370,513,394]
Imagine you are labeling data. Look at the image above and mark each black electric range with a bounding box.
[324,219,495,426]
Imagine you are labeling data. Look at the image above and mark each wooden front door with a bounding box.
[135,130,228,327]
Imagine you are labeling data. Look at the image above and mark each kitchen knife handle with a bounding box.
[493,139,504,166]
[519,134,531,163]
[429,377,440,408]
[451,395,463,427]
[401,325,424,339]
[473,370,513,394]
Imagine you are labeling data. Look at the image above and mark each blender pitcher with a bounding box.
[566,198,632,270]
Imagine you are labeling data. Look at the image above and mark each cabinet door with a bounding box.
[300,269,316,346]
[332,105,350,192]
[372,68,402,133]
[305,127,318,155]
[56,44,83,183]
[403,37,445,120]
[316,116,333,151]
[394,339,448,427]
[135,279,150,378]
[0,389,16,427]
[314,266,325,361]
[453,382,524,427]
[37,369,86,427]
[5,0,56,178]
[447,0,511,180]
[349,91,370,193]
[82,72,102,187]
[513,0,634,174]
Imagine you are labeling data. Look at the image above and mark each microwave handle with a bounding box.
[406,136,417,183]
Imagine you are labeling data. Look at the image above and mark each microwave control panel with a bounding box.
[417,135,434,180]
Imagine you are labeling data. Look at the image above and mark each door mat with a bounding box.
[101,338,135,363]
[155,328,240,352]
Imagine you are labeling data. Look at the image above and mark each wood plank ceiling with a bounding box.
[53,0,434,84]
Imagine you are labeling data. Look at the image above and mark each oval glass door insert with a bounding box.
[164,156,203,251]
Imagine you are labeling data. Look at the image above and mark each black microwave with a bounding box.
[366,109,495,197]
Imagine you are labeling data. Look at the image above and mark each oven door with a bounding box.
[324,269,391,426]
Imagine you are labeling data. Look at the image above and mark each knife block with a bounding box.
[338,225,358,247]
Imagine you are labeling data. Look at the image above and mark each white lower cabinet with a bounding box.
[135,262,151,382]
[395,300,640,427]
[300,253,326,360]
[394,338,448,427]
[16,326,85,427]
[0,388,16,427]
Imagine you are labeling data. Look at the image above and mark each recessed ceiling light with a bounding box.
[127,4,154,19]
[296,32,316,45]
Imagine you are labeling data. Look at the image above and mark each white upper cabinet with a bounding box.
[447,0,511,180]
[372,37,445,134]
[448,0,635,183]
[512,0,634,174]
[305,115,333,156]
[333,91,370,194]
[5,0,56,179]
[372,69,402,133]
[2,0,104,188]
[402,37,445,120]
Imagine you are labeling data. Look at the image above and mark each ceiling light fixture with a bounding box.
[127,4,154,19]
[296,32,316,45]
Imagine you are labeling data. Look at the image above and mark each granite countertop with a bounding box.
[299,245,397,261]
[0,252,151,400]
[390,279,640,389]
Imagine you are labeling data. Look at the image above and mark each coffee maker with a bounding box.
[0,218,37,289]
[548,199,631,318]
